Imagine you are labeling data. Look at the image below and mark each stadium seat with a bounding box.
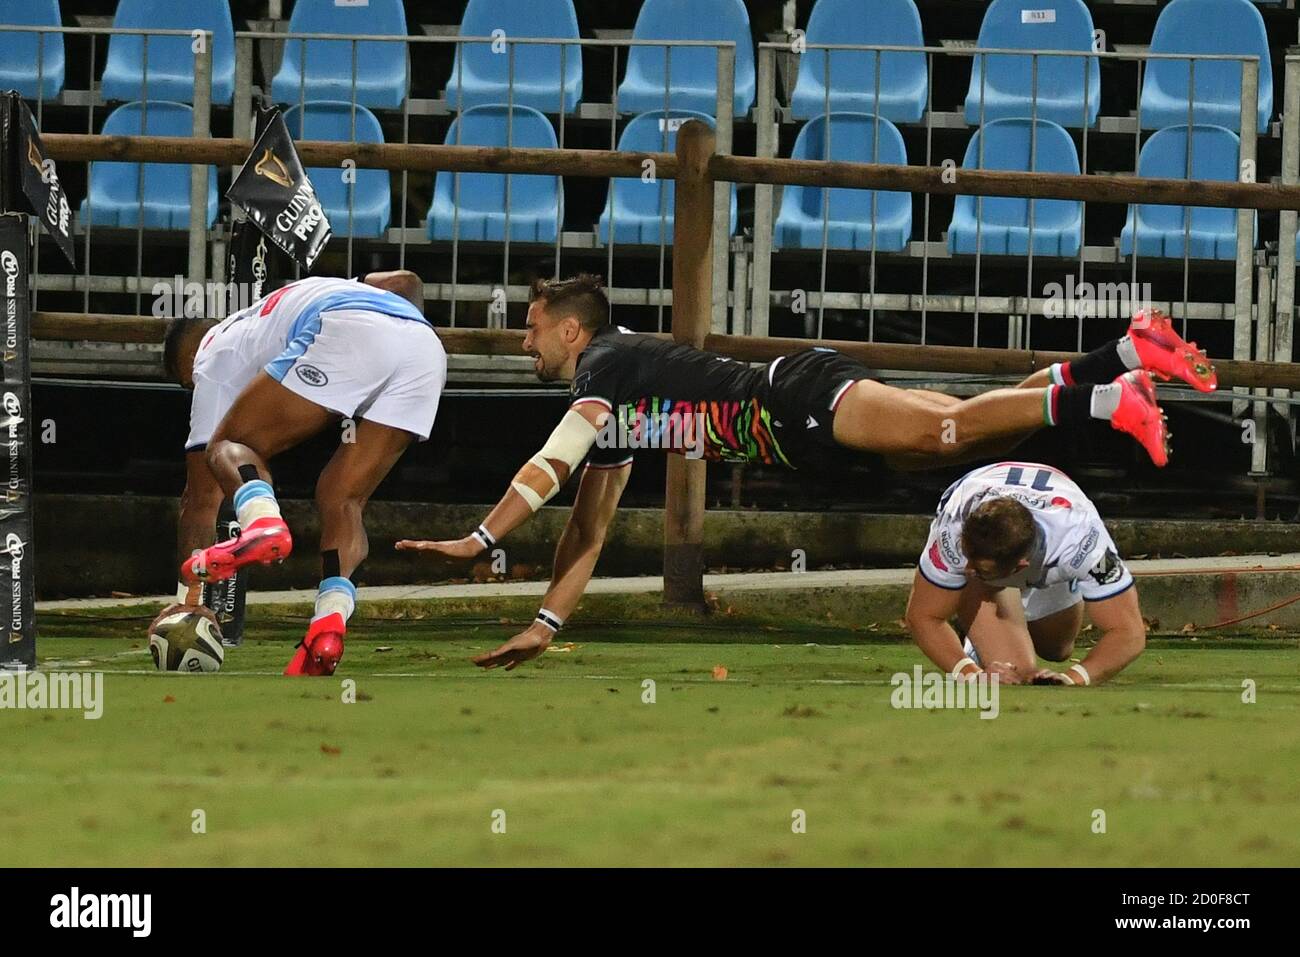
[443,0,582,113]
[0,0,65,101]
[774,112,911,252]
[1138,0,1272,135]
[964,0,1100,129]
[428,105,562,243]
[78,101,217,229]
[100,0,235,105]
[1120,125,1254,261]
[789,0,927,123]
[598,111,736,245]
[616,0,756,117]
[282,102,390,239]
[947,118,1081,257]
[271,0,409,110]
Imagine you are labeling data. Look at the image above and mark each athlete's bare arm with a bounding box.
[395,401,607,559]
[904,571,980,674]
[154,451,226,627]
[471,462,632,671]
[1032,586,1146,686]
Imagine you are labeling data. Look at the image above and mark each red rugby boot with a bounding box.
[1128,308,1217,393]
[180,516,292,586]
[284,612,346,676]
[1109,370,1170,467]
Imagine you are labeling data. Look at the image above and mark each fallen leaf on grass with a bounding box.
[320,744,341,756]
[546,642,577,654]
[1180,622,1196,634]
[163,695,175,704]
[712,665,728,680]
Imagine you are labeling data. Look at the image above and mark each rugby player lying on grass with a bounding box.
[157,271,446,676]
[396,274,1211,671]
[905,462,1145,686]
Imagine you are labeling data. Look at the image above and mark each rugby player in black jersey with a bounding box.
[397,274,1214,670]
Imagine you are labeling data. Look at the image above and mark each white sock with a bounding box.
[1090,382,1123,421]
[313,579,356,624]
[1116,336,1141,370]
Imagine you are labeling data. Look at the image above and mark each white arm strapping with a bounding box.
[511,410,600,512]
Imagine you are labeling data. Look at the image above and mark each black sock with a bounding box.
[321,549,341,580]
[1058,340,1128,385]
[1049,384,1095,429]
[237,464,260,484]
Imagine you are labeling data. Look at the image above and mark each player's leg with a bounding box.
[1028,604,1084,662]
[182,374,338,585]
[956,585,1038,675]
[205,372,338,493]
[1015,309,1216,392]
[1024,582,1085,662]
[832,371,1170,467]
[286,317,444,676]
[285,418,416,676]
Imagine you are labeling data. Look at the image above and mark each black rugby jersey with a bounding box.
[570,326,792,468]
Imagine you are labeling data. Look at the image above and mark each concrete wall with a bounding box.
[35,493,1300,599]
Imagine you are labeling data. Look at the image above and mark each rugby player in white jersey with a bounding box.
[157,271,447,675]
[905,461,1146,686]
[396,274,1210,671]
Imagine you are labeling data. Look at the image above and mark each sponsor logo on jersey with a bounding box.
[928,539,948,572]
[1051,496,1072,508]
[1089,549,1126,586]
[571,371,592,397]
[295,364,328,387]
[806,415,819,429]
[939,530,962,567]
[1071,528,1100,569]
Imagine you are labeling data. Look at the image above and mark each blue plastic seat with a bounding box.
[775,113,911,252]
[428,105,561,243]
[598,111,736,245]
[964,0,1100,129]
[1139,0,1272,134]
[948,118,1081,257]
[790,0,927,123]
[0,0,65,101]
[1120,125,1254,261]
[271,0,409,110]
[616,0,756,117]
[100,0,235,105]
[444,0,582,114]
[78,102,217,229]
[282,102,390,239]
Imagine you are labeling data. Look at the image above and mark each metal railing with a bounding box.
[749,41,1265,367]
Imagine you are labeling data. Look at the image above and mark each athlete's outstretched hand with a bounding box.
[472,623,553,671]
[394,536,483,559]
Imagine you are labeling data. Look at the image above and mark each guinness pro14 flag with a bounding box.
[0,92,74,266]
[227,108,331,271]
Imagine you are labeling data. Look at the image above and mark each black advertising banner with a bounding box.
[0,215,35,670]
[227,105,294,304]
[201,501,247,647]
[226,108,331,271]
[0,92,74,266]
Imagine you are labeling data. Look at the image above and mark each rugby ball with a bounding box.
[149,610,225,673]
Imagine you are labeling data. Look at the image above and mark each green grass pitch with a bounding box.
[4,611,1297,867]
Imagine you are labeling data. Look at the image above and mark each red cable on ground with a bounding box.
[1198,592,1300,630]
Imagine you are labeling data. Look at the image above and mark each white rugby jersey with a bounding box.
[193,276,429,374]
[917,461,1133,601]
